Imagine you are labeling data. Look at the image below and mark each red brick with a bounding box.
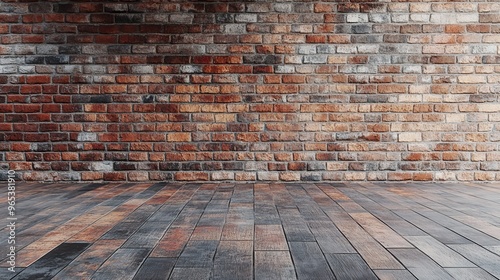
[107,104,132,113]
[467,25,490,33]
[26,76,50,84]
[316,153,336,161]
[306,35,326,43]
[14,104,40,113]
[430,56,456,64]
[445,25,465,34]
[228,45,254,53]
[80,153,104,161]
[66,14,89,23]
[167,133,191,142]
[82,172,103,181]
[128,172,149,181]
[215,95,241,103]
[155,104,179,113]
[378,85,407,94]
[103,172,126,181]
[388,172,413,181]
[288,162,307,171]
[213,56,243,64]
[102,85,127,94]
[43,153,61,161]
[175,172,209,181]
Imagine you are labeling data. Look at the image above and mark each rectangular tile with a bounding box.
[147,204,183,224]
[231,184,254,203]
[289,242,335,280]
[325,253,378,280]
[333,219,404,269]
[405,236,476,268]
[445,268,498,280]
[169,268,211,280]
[101,222,142,240]
[195,212,226,227]
[370,209,427,236]
[254,251,296,280]
[269,183,296,208]
[278,208,315,242]
[418,210,500,246]
[486,245,500,256]
[255,225,288,251]
[122,222,168,249]
[91,248,149,280]
[136,182,167,197]
[175,240,218,268]
[216,240,253,259]
[213,260,252,280]
[451,215,500,241]
[204,199,230,213]
[190,225,223,240]
[169,207,204,229]
[122,204,160,223]
[190,190,216,202]
[394,210,471,244]
[307,221,356,254]
[281,221,316,242]
[226,203,254,224]
[390,249,455,280]
[132,258,176,280]
[374,270,417,280]
[15,241,61,268]
[448,244,500,278]
[53,240,124,280]
[349,212,413,249]
[214,241,253,280]
[63,183,106,199]
[255,203,281,225]
[150,227,194,258]
[287,185,330,222]
[317,183,356,202]
[254,183,273,203]
[336,187,386,212]
[14,243,90,280]
[221,224,254,241]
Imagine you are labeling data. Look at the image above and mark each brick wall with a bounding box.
[1,1,500,182]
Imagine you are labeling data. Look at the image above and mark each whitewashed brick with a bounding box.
[224,24,246,34]
[235,14,258,23]
[92,162,113,171]
[410,14,430,22]
[77,133,97,142]
[456,13,479,23]
[430,13,457,24]
[392,14,409,23]
[347,13,369,23]
[298,45,316,54]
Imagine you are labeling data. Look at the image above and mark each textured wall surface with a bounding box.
[1,0,500,182]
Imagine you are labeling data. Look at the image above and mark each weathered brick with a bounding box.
[211,171,234,180]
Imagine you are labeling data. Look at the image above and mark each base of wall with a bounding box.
[3,170,499,182]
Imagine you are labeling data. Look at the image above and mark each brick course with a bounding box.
[1,0,500,182]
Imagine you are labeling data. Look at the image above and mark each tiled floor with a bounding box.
[1,182,500,279]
